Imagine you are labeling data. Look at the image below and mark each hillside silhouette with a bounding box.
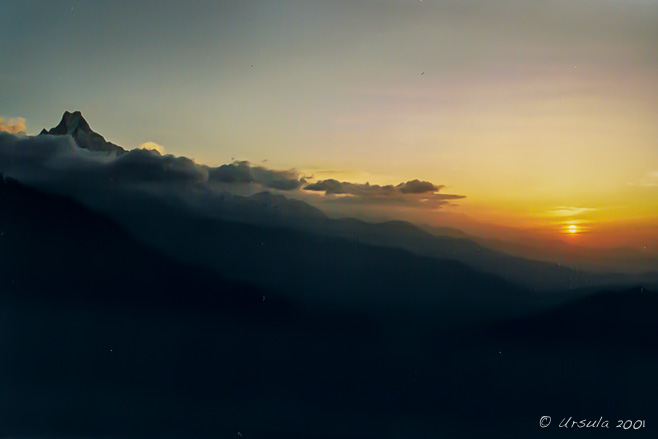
[2,175,657,438]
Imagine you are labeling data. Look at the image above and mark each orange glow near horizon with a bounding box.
[406,195,658,251]
[5,1,657,256]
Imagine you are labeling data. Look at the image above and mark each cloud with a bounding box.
[0,117,26,134]
[0,133,305,193]
[397,179,440,194]
[0,132,206,186]
[105,148,207,184]
[549,206,597,217]
[627,171,658,188]
[208,161,305,191]
[642,171,658,187]
[303,178,464,209]
[138,141,165,154]
[0,128,464,226]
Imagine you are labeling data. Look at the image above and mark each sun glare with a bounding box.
[568,225,578,234]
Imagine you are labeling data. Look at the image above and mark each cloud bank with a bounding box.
[0,121,464,223]
[0,133,206,186]
[208,161,306,191]
[303,178,464,209]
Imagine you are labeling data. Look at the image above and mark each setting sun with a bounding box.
[568,225,578,234]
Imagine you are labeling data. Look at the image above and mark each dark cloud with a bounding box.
[106,148,207,184]
[0,132,324,230]
[397,179,440,194]
[0,131,75,171]
[0,133,206,185]
[303,179,352,195]
[0,130,463,220]
[303,178,464,209]
[208,161,253,183]
[208,161,305,191]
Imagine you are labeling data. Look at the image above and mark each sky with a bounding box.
[1,0,657,249]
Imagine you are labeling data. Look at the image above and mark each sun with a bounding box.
[568,225,578,234]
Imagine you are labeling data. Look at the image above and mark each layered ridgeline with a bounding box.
[0,173,560,323]
[1,173,657,438]
[2,113,658,438]
[1,111,654,294]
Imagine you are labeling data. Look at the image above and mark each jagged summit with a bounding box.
[40,111,92,136]
[40,111,125,154]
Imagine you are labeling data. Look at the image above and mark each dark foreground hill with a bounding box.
[1,176,657,438]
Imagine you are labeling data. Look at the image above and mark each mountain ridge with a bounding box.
[17,111,656,291]
[39,111,125,153]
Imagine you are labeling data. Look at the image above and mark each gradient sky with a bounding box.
[2,0,657,248]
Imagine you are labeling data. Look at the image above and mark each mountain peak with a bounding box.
[40,111,125,154]
[47,110,92,136]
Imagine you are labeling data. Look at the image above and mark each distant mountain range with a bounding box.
[12,111,657,293]
[0,173,264,312]
[0,173,566,324]
[104,184,653,293]
[475,234,658,275]
[2,112,656,437]
[2,171,657,438]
